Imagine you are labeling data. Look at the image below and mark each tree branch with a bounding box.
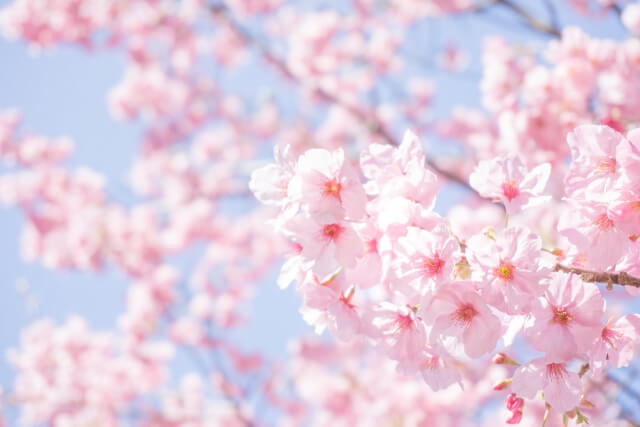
[165,310,254,426]
[554,264,640,288]
[208,2,474,192]
[541,0,560,33]
[611,3,623,16]
[495,0,561,37]
[471,0,560,37]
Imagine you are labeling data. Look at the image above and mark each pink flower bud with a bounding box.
[493,378,513,391]
[506,393,524,411]
[506,410,522,424]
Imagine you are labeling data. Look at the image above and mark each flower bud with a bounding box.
[493,378,513,391]
[506,410,522,424]
[492,352,519,366]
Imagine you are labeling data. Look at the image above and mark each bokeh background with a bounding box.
[0,0,635,424]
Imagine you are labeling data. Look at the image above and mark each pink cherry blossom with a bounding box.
[4,1,640,425]
[249,143,296,207]
[607,186,640,237]
[466,226,550,314]
[418,349,462,391]
[283,212,363,278]
[588,314,640,375]
[289,148,367,219]
[559,200,629,270]
[299,271,361,339]
[393,223,459,295]
[469,155,551,214]
[360,130,436,204]
[623,3,640,35]
[345,220,384,289]
[564,125,627,198]
[621,127,640,183]
[512,359,582,414]
[424,282,502,358]
[368,302,427,369]
[529,273,605,361]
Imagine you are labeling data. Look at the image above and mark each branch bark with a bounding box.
[496,0,561,37]
[554,264,640,288]
[472,0,560,37]
[208,2,474,191]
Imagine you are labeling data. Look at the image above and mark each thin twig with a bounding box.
[611,3,623,16]
[208,2,474,191]
[554,264,640,288]
[542,0,560,33]
[165,310,255,426]
[471,0,560,37]
[495,0,561,37]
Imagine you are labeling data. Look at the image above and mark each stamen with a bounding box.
[593,213,614,231]
[452,304,477,326]
[494,260,514,281]
[552,306,572,324]
[324,179,342,200]
[424,254,445,276]
[545,363,567,380]
[323,223,343,240]
[501,181,520,201]
[597,157,617,174]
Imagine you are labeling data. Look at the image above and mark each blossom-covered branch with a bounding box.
[472,0,560,37]
[554,264,640,288]
[495,0,561,37]
[210,1,474,191]
[1,0,640,425]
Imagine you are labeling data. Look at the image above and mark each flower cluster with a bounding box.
[2,0,640,425]
[252,126,640,421]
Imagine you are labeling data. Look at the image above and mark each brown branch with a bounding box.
[541,0,560,32]
[165,310,254,426]
[495,0,561,37]
[471,0,560,37]
[554,264,640,288]
[208,2,474,192]
[611,3,623,16]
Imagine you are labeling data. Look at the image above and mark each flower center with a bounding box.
[593,213,614,230]
[324,179,342,199]
[421,355,440,371]
[396,313,413,329]
[453,303,477,326]
[601,326,622,348]
[545,363,567,380]
[552,306,572,324]
[424,254,445,276]
[501,181,520,201]
[494,260,514,281]
[322,223,343,240]
[597,157,617,174]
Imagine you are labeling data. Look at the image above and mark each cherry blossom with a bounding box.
[424,281,502,359]
[288,147,367,219]
[512,359,582,414]
[466,226,550,314]
[393,223,459,295]
[469,155,551,214]
[529,273,605,361]
[2,0,640,425]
